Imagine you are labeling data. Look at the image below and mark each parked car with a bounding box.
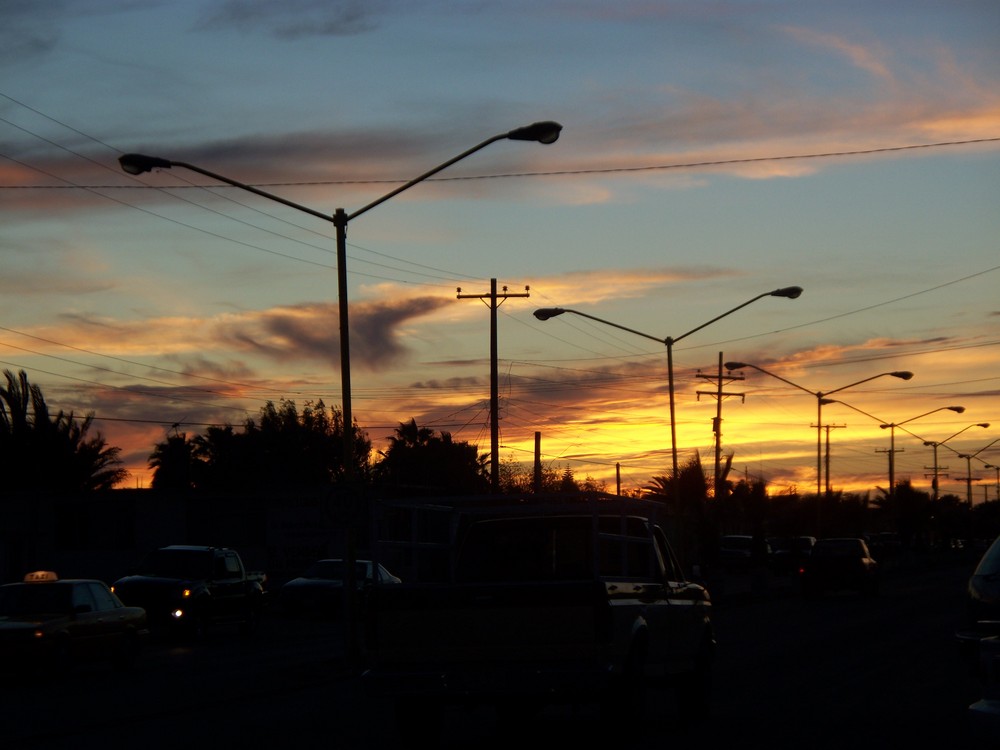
[0,571,148,673]
[799,537,879,596]
[958,534,1000,674]
[112,546,266,637]
[280,559,401,616]
[768,536,816,574]
[719,534,771,572]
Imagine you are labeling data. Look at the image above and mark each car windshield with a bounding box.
[136,548,213,579]
[0,584,72,616]
[303,561,369,580]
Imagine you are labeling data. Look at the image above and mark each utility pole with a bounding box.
[457,279,530,493]
[876,443,903,498]
[818,423,846,495]
[696,352,744,500]
[533,431,542,493]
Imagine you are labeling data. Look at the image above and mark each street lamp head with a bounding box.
[978,423,991,429]
[533,307,566,321]
[819,398,838,406]
[506,121,563,144]
[880,424,892,430]
[770,286,803,299]
[724,361,748,371]
[119,153,173,175]
[948,405,966,414]
[890,371,914,380]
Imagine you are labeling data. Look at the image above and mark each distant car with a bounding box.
[719,535,771,572]
[799,537,879,596]
[280,559,401,616]
[0,571,148,673]
[768,536,816,574]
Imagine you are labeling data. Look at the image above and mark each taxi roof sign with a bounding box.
[24,571,58,583]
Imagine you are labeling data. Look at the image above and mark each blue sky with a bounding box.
[2,1,998,497]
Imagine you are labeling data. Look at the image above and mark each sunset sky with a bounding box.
[2,1,998,500]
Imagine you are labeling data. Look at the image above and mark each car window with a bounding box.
[88,582,120,611]
[654,526,684,582]
[71,583,97,613]
[975,536,1000,576]
[223,553,242,577]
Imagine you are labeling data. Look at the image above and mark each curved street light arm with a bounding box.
[533,307,666,345]
[119,155,334,223]
[823,398,886,425]
[724,361,817,397]
[887,405,966,428]
[971,437,1000,460]
[822,370,914,398]
[672,286,802,345]
[347,121,561,222]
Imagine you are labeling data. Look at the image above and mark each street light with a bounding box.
[119,119,562,658]
[879,406,965,499]
[959,437,1000,505]
[986,464,1000,502]
[923,423,989,500]
[534,285,802,494]
[723,364,913,496]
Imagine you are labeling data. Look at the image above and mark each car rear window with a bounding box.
[975,536,1000,576]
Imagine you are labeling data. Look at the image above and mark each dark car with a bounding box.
[112,545,266,637]
[959,535,1000,674]
[768,535,816,574]
[719,534,771,572]
[280,559,401,616]
[0,571,148,673]
[799,537,879,596]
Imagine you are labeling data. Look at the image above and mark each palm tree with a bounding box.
[1,369,128,493]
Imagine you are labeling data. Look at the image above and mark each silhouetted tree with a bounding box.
[148,434,199,490]
[645,453,710,566]
[147,399,371,491]
[374,418,489,497]
[0,369,127,493]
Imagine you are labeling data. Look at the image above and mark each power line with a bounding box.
[5,138,998,190]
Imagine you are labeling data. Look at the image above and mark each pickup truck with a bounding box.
[112,545,266,637]
[362,496,714,740]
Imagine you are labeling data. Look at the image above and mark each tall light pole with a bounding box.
[119,121,561,483]
[534,285,802,495]
[724,364,914,496]
[960,438,1000,505]
[923,423,989,500]
[986,464,1000,502]
[879,406,965,499]
[119,120,562,658]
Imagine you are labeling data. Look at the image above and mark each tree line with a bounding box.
[4,368,996,550]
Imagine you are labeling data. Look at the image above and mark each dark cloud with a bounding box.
[201,0,387,39]
[211,296,451,370]
[350,296,451,369]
